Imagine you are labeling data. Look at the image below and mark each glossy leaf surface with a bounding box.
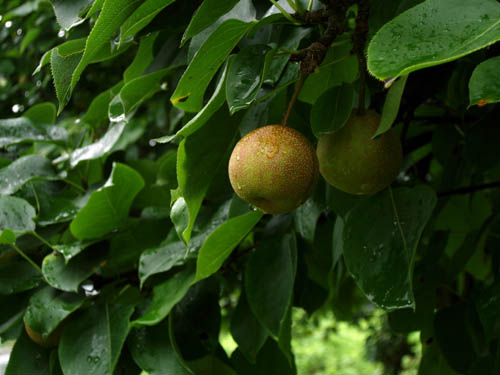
[343,186,436,309]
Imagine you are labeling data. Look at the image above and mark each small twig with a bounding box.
[283,71,308,126]
[438,181,500,197]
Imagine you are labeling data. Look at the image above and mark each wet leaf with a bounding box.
[310,84,354,138]
[49,0,94,30]
[368,0,500,80]
[343,186,437,310]
[5,329,51,375]
[469,56,500,107]
[120,0,177,42]
[0,155,57,195]
[0,261,42,295]
[0,196,36,237]
[133,266,195,326]
[70,122,126,167]
[59,303,134,375]
[42,250,103,292]
[70,163,144,240]
[128,322,193,375]
[195,210,263,282]
[245,233,297,338]
[171,19,254,112]
[24,286,85,338]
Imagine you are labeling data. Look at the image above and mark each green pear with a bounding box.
[317,110,402,195]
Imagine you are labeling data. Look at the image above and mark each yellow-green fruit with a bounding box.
[228,125,319,214]
[316,110,402,195]
[25,322,62,348]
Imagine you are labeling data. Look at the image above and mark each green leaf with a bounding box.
[155,59,231,144]
[138,230,187,287]
[475,282,500,340]
[23,102,57,125]
[0,261,42,294]
[434,304,480,372]
[245,233,297,338]
[123,33,158,82]
[0,155,57,195]
[367,0,500,80]
[0,196,36,236]
[70,163,144,240]
[81,82,124,126]
[230,290,268,363]
[263,26,311,86]
[5,329,51,375]
[109,66,178,122]
[69,122,126,167]
[171,19,255,112]
[128,322,193,375]
[293,194,323,245]
[133,266,195,326]
[102,219,169,277]
[310,84,354,138]
[59,303,134,375]
[188,356,237,375]
[343,186,437,310]
[0,117,66,147]
[42,250,104,292]
[181,0,239,46]
[20,28,41,54]
[170,279,221,360]
[51,45,83,113]
[374,75,409,138]
[176,107,242,243]
[299,36,358,104]
[67,0,142,111]
[226,45,271,114]
[469,56,500,107]
[231,339,296,375]
[0,293,29,336]
[36,194,80,226]
[24,286,85,338]
[0,229,16,244]
[195,211,263,282]
[120,0,177,42]
[49,0,94,30]
[53,240,98,263]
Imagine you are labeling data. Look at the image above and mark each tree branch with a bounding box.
[438,181,500,197]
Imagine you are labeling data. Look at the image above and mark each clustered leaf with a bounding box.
[1,0,500,374]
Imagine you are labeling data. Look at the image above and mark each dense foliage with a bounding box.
[1,0,500,374]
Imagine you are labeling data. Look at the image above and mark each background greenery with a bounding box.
[0,0,500,374]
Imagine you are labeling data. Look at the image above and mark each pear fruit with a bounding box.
[25,322,63,348]
[228,125,319,214]
[316,110,402,195]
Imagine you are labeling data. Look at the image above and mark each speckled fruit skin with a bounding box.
[25,322,62,348]
[228,125,319,214]
[316,110,402,195]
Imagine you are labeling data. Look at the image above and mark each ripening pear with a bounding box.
[228,125,319,214]
[316,110,402,195]
[25,322,63,348]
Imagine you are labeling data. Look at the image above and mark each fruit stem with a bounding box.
[283,70,308,127]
